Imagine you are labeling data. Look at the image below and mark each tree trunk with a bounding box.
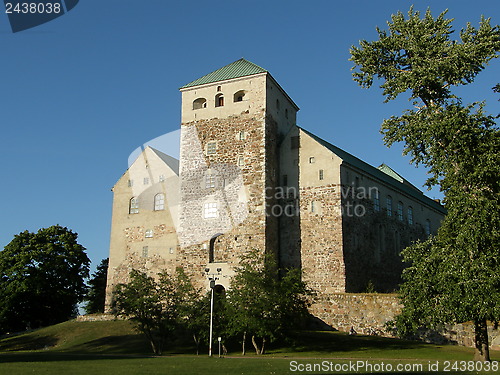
[473,318,490,362]
[251,335,261,355]
[242,331,246,355]
[193,334,200,355]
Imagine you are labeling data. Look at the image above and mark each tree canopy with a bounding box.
[84,258,109,314]
[226,250,312,355]
[350,7,500,361]
[0,225,90,333]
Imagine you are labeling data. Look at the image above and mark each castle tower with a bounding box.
[177,59,299,290]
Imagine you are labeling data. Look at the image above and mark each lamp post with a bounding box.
[204,267,222,357]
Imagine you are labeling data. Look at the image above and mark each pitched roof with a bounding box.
[180,58,268,89]
[149,147,179,175]
[300,128,445,214]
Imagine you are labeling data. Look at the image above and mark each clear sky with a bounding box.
[1,0,498,273]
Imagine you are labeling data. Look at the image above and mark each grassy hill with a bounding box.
[1,320,499,375]
[0,319,151,354]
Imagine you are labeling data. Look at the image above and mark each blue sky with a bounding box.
[1,0,498,273]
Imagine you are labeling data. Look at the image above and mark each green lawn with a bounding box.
[0,320,498,374]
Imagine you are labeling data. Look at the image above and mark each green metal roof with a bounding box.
[300,128,446,214]
[377,163,404,183]
[180,59,268,89]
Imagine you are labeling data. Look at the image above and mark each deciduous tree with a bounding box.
[0,225,90,333]
[350,7,500,361]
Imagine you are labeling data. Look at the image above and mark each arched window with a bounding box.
[397,201,404,221]
[154,193,165,211]
[129,197,139,214]
[425,219,431,236]
[386,195,393,217]
[193,98,207,110]
[373,190,380,212]
[408,206,414,225]
[233,90,246,102]
[215,94,224,107]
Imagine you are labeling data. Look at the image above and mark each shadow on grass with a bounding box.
[283,331,432,354]
[0,334,59,351]
[67,334,151,354]
[0,352,149,363]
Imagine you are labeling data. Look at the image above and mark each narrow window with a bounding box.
[145,229,153,238]
[154,193,165,211]
[193,98,207,110]
[128,179,133,187]
[205,173,216,189]
[143,177,149,185]
[217,85,221,92]
[142,246,148,258]
[204,202,218,218]
[319,169,324,180]
[425,219,431,236]
[311,201,316,213]
[129,197,139,214]
[309,157,315,164]
[169,247,174,254]
[285,108,289,119]
[397,201,404,221]
[386,195,393,217]
[238,131,246,140]
[373,190,380,212]
[206,141,217,155]
[408,206,413,225]
[238,156,245,166]
[215,94,224,107]
[283,174,288,186]
[159,175,165,182]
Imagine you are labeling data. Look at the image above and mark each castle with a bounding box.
[105,59,445,328]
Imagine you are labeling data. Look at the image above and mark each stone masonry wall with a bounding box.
[311,293,500,350]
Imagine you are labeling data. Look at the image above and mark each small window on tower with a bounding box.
[234,90,246,102]
[319,169,324,180]
[193,98,207,110]
[145,229,153,238]
[217,86,221,92]
[215,94,224,107]
[206,141,217,155]
[238,156,245,166]
[238,131,246,140]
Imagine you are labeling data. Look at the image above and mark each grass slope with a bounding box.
[0,320,498,374]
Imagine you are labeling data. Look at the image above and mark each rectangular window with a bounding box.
[204,202,218,218]
[425,220,431,236]
[142,246,148,258]
[408,207,413,225]
[397,202,404,221]
[311,201,316,213]
[309,157,315,164]
[143,177,149,185]
[239,131,246,140]
[373,190,380,212]
[238,156,244,166]
[159,175,165,182]
[291,136,300,149]
[206,141,217,155]
[319,169,324,180]
[154,194,165,211]
[205,174,216,189]
[145,229,153,238]
[386,196,393,217]
[169,247,174,254]
[128,179,134,187]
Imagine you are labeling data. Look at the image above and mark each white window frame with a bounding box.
[206,141,217,155]
[154,193,165,211]
[203,202,218,219]
[129,197,139,214]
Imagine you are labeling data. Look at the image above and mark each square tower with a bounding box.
[177,59,299,289]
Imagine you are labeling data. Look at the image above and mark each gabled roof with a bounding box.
[180,58,268,89]
[300,128,445,214]
[149,147,179,175]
